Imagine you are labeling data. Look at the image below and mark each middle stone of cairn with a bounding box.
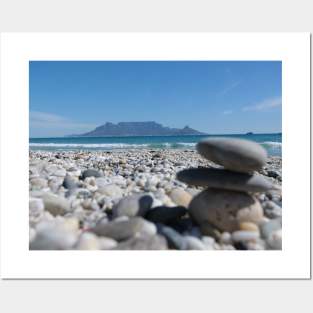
[177,138,279,234]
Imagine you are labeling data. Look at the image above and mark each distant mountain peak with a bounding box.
[71,121,207,137]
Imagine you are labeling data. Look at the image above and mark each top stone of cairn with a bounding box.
[196,138,267,173]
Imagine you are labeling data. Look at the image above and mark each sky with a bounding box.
[29,61,282,137]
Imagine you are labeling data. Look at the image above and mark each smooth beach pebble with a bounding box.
[266,229,282,249]
[30,222,77,250]
[263,200,282,218]
[169,188,192,207]
[81,169,101,179]
[40,192,71,216]
[92,217,156,241]
[189,188,263,232]
[114,235,168,250]
[199,222,221,240]
[145,205,187,224]
[30,177,48,190]
[196,138,267,173]
[232,230,260,242]
[95,177,112,188]
[62,176,77,190]
[157,224,188,250]
[260,217,282,239]
[112,193,153,217]
[29,227,36,243]
[98,184,123,199]
[29,198,44,216]
[177,168,278,192]
[99,237,118,250]
[239,221,259,232]
[184,236,206,250]
[75,232,101,250]
[220,232,232,244]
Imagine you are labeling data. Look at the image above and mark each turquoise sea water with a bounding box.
[29,133,282,156]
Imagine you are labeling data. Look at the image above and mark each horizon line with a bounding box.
[29,132,282,139]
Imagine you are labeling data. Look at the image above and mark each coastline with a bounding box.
[29,149,282,250]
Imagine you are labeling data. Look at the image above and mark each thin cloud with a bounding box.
[242,97,282,112]
[223,110,233,115]
[30,111,96,133]
[219,80,241,96]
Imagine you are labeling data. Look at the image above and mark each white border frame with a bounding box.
[0,33,310,279]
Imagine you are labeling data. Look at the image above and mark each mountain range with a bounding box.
[71,121,207,137]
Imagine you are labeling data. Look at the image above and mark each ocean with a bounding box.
[29,133,282,156]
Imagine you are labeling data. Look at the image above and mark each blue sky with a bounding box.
[30,61,282,137]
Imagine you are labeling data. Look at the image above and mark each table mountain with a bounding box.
[72,122,207,137]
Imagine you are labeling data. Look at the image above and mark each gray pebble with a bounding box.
[197,138,267,173]
[114,235,168,250]
[260,217,282,239]
[62,176,77,190]
[184,236,206,250]
[232,230,259,242]
[92,217,156,241]
[177,168,278,192]
[30,223,77,250]
[157,224,188,250]
[112,193,153,218]
[40,192,71,216]
[81,169,101,179]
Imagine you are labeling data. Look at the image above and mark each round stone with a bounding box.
[30,177,48,190]
[62,176,77,190]
[196,138,267,173]
[189,188,264,232]
[40,192,71,216]
[157,224,188,250]
[114,235,168,250]
[98,184,123,199]
[30,221,77,250]
[76,232,101,250]
[99,237,118,250]
[29,227,36,243]
[239,221,259,232]
[232,230,260,242]
[220,232,232,244]
[266,229,282,249]
[29,198,44,216]
[112,193,153,218]
[81,169,101,179]
[169,188,192,207]
[145,205,187,224]
[260,217,282,239]
[263,201,282,218]
[92,217,156,241]
[177,168,278,192]
[184,236,206,250]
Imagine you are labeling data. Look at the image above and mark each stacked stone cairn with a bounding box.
[177,138,282,250]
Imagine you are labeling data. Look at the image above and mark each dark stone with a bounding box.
[145,205,187,224]
[81,169,101,179]
[168,217,194,233]
[62,176,77,190]
[267,170,281,179]
[234,242,248,250]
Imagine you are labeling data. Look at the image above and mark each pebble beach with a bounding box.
[29,139,282,250]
